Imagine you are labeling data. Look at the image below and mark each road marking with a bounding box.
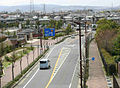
[52,47,71,77]
[18,37,68,88]
[46,46,56,59]
[23,68,39,88]
[69,83,71,88]
[45,48,63,88]
[22,45,57,88]
[69,56,79,88]
[66,44,75,47]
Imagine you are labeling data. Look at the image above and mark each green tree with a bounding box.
[20,51,23,74]
[65,24,72,35]
[113,34,120,55]
[26,19,30,25]
[5,51,18,80]
[95,19,119,53]
[55,22,59,30]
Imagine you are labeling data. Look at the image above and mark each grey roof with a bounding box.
[18,29,35,35]
[0,33,7,37]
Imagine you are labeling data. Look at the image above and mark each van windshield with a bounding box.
[40,61,47,64]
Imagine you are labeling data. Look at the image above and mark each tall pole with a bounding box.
[74,21,82,88]
[85,21,87,58]
[79,23,82,88]
[40,29,43,55]
[38,26,39,56]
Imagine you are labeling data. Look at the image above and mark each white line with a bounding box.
[23,45,57,88]
[23,68,39,88]
[46,46,56,59]
[69,83,72,88]
[51,47,71,80]
[22,38,67,88]
[69,56,79,88]
[46,39,65,59]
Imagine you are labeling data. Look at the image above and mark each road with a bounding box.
[15,35,85,88]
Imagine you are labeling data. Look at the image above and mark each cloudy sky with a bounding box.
[0,0,120,7]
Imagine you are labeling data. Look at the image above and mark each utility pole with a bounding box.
[39,28,43,55]
[74,21,82,88]
[85,20,87,58]
[84,15,87,88]
[38,25,40,56]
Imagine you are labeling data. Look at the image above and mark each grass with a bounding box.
[3,61,11,68]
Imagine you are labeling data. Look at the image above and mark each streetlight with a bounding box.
[74,21,83,88]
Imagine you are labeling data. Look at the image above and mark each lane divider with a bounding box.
[45,48,63,88]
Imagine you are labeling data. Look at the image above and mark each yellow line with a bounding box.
[45,48,63,88]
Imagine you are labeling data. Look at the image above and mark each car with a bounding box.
[40,59,50,69]
[71,35,75,39]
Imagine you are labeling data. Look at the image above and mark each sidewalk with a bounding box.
[86,40,107,88]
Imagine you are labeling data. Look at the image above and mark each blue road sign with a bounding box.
[92,57,95,61]
[44,28,55,37]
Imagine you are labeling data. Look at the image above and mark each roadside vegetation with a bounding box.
[95,18,120,75]
[3,47,34,68]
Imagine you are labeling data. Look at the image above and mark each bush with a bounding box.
[101,48,115,64]
[101,48,117,75]
[44,37,49,40]
[55,33,64,37]
[108,64,116,75]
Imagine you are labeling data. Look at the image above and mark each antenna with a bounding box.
[43,3,46,15]
[111,0,114,11]
[30,0,34,16]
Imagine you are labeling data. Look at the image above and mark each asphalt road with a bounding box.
[15,36,85,88]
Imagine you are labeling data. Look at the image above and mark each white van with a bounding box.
[40,59,50,69]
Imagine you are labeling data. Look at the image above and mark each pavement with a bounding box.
[14,36,81,88]
[86,40,107,88]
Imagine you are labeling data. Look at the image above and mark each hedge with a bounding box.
[101,48,116,75]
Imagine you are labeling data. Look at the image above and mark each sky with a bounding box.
[0,0,120,7]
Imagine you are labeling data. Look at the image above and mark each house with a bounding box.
[17,29,35,41]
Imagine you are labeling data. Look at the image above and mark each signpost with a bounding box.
[44,28,55,37]
[91,57,95,61]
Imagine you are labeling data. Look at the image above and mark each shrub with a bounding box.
[101,48,115,64]
[44,37,48,40]
[108,64,116,75]
[101,48,117,75]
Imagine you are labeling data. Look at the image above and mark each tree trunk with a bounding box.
[33,50,34,62]
[20,59,22,74]
[27,54,29,66]
[12,63,14,80]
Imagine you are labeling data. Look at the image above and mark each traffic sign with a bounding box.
[44,28,55,37]
[92,57,95,61]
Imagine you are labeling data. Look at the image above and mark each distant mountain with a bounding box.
[0,4,110,12]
